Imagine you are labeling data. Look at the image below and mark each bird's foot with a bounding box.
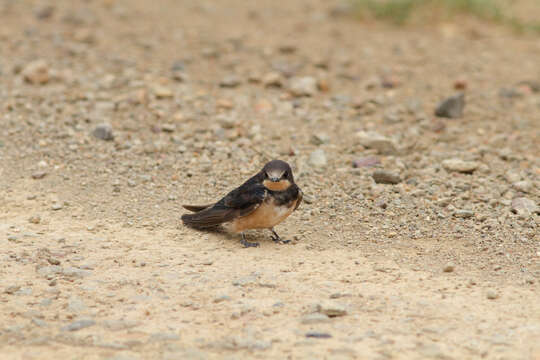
[271,229,290,244]
[241,234,259,248]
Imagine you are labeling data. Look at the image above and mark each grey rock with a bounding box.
[355,131,397,155]
[352,156,380,168]
[375,198,387,209]
[454,209,474,218]
[442,159,479,174]
[499,87,523,99]
[61,319,95,331]
[67,296,86,313]
[289,76,317,97]
[101,319,140,331]
[219,75,241,88]
[62,267,92,278]
[486,289,499,300]
[32,318,48,327]
[31,171,47,179]
[505,171,521,183]
[435,93,465,118]
[511,197,538,216]
[92,123,114,141]
[37,265,63,277]
[149,332,180,342]
[306,331,332,339]
[310,133,330,145]
[213,295,231,303]
[16,288,32,295]
[7,235,19,242]
[161,123,176,133]
[232,274,259,286]
[40,298,53,307]
[301,313,331,324]
[513,180,532,193]
[372,170,401,184]
[34,5,55,19]
[230,337,271,350]
[316,301,348,317]
[51,203,63,210]
[308,149,327,168]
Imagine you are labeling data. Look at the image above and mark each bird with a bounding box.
[181,160,303,247]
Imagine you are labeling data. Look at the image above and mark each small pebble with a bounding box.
[442,159,479,174]
[22,59,50,84]
[61,319,96,331]
[443,263,455,273]
[32,171,47,179]
[5,285,21,294]
[454,209,474,218]
[92,123,114,141]
[219,75,241,88]
[308,149,327,168]
[372,170,401,185]
[352,156,380,168]
[28,215,41,224]
[316,301,348,317]
[289,76,317,97]
[306,331,332,339]
[435,93,465,118]
[52,203,63,211]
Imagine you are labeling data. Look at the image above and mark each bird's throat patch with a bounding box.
[263,179,291,191]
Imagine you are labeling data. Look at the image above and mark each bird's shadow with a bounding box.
[180,223,267,242]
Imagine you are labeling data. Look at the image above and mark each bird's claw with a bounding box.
[241,234,259,248]
[271,230,290,244]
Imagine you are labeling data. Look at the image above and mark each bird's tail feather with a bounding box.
[181,207,233,229]
[182,203,214,212]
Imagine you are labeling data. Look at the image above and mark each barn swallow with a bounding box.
[181,160,303,247]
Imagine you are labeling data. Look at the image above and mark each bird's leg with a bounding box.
[271,228,290,244]
[240,233,259,248]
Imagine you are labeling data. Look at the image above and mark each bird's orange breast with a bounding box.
[227,197,298,233]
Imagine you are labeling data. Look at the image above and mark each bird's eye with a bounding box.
[283,171,288,178]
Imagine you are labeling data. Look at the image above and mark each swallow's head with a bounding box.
[262,160,294,191]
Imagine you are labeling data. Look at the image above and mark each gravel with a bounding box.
[61,319,96,332]
[289,76,317,97]
[309,149,327,167]
[435,93,465,118]
[511,197,538,216]
[442,159,479,174]
[372,170,401,184]
[316,301,348,317]
[92,123,114,141]
[355,131,397,155]
[22,59,49,84]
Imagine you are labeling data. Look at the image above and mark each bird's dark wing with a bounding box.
[181,183,267,229]
[294,188,303,211]
[222,183,267,208]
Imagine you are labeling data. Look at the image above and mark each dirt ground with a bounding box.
[1,0,539,359]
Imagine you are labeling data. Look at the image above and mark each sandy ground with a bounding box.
[1,0,539,359]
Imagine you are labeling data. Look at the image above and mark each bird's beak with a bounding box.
[270,177,280,182]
